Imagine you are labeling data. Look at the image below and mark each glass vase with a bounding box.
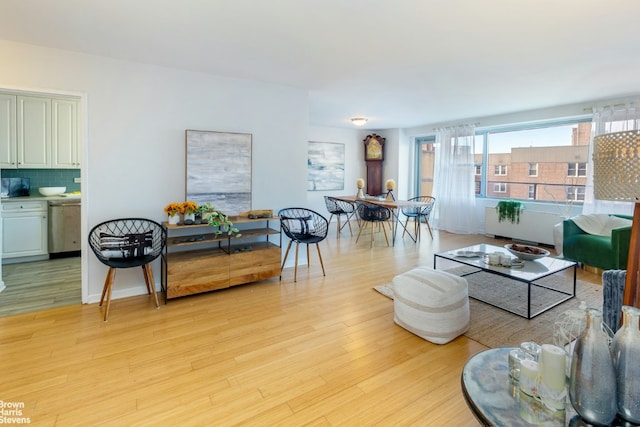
[611,306,640,423]
[569,307,617,426]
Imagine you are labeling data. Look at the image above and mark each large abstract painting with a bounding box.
[186,130,252,216]
[307,141,345,191]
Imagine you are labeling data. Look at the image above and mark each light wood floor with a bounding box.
[0,256,81,317]
[0,224,600,426]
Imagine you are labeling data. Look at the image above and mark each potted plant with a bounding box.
[164,202,184,225]
[182,201,199,224]
[496,200,523,224]
[207,208,241,237]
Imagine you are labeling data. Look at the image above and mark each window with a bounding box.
[479,120,590,202]
[494,183,507,193]
[414,118,590,203]
[415,137,436,197]
[567,186,585,201]
[567,162,587,177]
[494,165,507,176]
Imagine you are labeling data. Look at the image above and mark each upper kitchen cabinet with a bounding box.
[0,92,80,169]
[0,93,17,168]
[17,95,51,168]
[52,99,80,168]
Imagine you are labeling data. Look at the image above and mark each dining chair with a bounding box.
[323,196,357,238]
[278,208,329,282]
[355,201,391,248]
[401,196,435,240]
[88,218,166,321]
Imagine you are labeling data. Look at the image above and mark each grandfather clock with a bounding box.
[363,134,385,196]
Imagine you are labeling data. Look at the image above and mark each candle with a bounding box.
[519,359,539,397]
[539,344,566,392]
[538,344,567,410]
[488,252,501,266]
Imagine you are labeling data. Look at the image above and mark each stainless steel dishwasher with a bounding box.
[48,200,81,254]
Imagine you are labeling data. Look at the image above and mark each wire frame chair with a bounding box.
[323,196,357,238]
[88,218,166,321]
[355,201,392,248]
[401,196,435,239]
[278,208,329,282]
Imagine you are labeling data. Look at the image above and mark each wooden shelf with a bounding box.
[161,217,280,301]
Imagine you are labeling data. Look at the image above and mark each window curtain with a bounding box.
[583,101,640,215]
[432,124,478,234]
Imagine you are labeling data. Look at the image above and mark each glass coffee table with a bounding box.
[434,244,577,319]
[462,347,634,426]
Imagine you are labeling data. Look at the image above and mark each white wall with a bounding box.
[0,40,309,303]
[306,126,366,215]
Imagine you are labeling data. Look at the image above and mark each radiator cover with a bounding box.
[484,207,562,246]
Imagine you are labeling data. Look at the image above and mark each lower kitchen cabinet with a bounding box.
[2,200,48,260]
[161,216,281,301]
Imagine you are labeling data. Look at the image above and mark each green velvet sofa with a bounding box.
[562,214,633,270]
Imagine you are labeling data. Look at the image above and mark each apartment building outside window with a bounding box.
[567,162,587,177]
[567,186,585,201]
[414,119,591,203]
[494,183,507,193]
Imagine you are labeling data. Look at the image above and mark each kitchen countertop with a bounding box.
[1,194,81,202]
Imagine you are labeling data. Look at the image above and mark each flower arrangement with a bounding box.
[182,201,199,215]
[164,202,184,216]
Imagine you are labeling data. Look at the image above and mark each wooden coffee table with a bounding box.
[434,243,577,319]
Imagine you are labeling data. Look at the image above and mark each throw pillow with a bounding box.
[100,230,153,258]
[282,215,315,234]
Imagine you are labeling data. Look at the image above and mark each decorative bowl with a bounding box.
[504,243,550,260]
[38,186,66,196]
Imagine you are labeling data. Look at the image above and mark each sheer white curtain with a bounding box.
[432,124,478,234]
[583,101,640,215]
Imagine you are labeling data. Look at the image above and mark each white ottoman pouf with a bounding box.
[392,267,470,344]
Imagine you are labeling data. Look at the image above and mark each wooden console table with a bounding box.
[161,216,280,301]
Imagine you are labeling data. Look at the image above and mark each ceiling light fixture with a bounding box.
[351,117,368,126]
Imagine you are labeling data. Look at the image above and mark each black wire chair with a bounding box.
[323,196,357,238]
[401,196,435,240]
[355,201,391,248]
[88,218,166,321]
[278,208,328,282]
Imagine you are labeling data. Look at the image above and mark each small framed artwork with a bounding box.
[307,141,345,191]
[185,130,252,216]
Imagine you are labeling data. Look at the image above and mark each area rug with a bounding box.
[374,270,602,348]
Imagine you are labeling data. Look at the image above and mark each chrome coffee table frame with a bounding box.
[434,243,577,319]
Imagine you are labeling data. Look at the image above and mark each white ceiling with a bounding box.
[2,0,640,129]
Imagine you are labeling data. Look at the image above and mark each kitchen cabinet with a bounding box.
[0,92,79,169]
[17,95,51,168]
[1,200,48,260]
[51,99,80,168]
[0,93,17,168]
[161,216,281,300]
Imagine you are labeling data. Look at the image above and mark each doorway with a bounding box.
[0,88,85,316]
